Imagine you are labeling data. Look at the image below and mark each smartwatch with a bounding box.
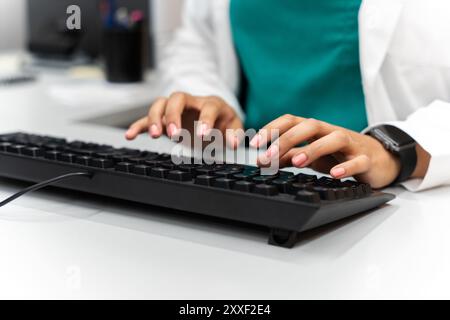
[368,125,417,183]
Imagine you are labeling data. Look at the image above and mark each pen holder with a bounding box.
[102,26,144,83]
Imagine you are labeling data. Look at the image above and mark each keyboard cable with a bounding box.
[0,172,94,208]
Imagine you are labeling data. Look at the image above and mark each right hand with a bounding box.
[125,92,244,148]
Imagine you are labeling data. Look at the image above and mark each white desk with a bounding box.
[1,56,450,300]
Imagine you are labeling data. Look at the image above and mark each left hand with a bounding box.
[250,115,402,189]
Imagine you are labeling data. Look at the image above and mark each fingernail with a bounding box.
[201,123,209,136]
[265,144,279,158]
[125,129,134,137]
[168,123,178,137]
[196,122,203,136]
[331,167,346,178]
[292,153,308,167]
[150,124,159,137]
[249,134,260,148]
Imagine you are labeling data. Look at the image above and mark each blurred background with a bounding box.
[0,0,185,119]
[0,0,183,63]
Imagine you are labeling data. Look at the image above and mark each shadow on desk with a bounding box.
[0,177,398,263]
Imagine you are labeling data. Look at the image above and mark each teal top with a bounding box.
[230,0,367,131]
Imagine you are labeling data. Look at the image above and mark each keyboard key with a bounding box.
[195,175,216,186]
[23,147,43,157]
[215,170,236,179]
[254,184,279,196]
[132,164,151,176]
[162,162,178,170]
[214,178,236,189]
[75,156,92,166]
[312,186,336,201]
[223,164,244,172]
[94,152,116,159]
[232,172,257,181]
[91,158,114,169]
[144,159,165,167]
[117,148,141,156]
[296,173,317,183]
[233,181,255,192]
[60,153,77,163]
[112,154,133,163]
[0,142,12,151]
[70,149,97,157]
[342,187,354,198]
[7,144,26,154]
[125,157,147,164]
[167,170,192,182]
[43,143,65,151]
[272,179,292,193]
[150,167,170,179]
[333,188,346,200]
[252,175,277,184]
[178,164,199,174]
[142,152,159,160]
[361,183,372,195]
[295,190,320,203]
[289,182,314,194]
[115,162,133,173]
[45,150,61,160]
[195,166,216,176]
[318,176,341,187]
[157,153,171,161]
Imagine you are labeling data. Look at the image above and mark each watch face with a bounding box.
[371,125,415,153]
[382,126,415,146]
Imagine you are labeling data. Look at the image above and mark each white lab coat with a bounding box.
[159,0,450,191]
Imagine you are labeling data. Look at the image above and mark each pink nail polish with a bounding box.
[292,153,308,167]
[201,123,209,136]
[168,123,178,137]
[331,167,346,177]
[196,122,203,137]
[250,134,260,148]
[150,124,159,137]
[265,144,279,158]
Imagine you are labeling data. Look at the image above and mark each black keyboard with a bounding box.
[0,132,394,248]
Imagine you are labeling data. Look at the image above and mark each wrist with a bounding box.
[378,144,402,185]
[411,144,430,179]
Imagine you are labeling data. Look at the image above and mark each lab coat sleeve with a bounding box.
[369,100,450,191]
[157,0,245,120]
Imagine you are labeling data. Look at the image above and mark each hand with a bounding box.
[251,115,403,188]
[125,92,243,147]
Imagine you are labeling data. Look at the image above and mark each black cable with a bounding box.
[0,172,93,208]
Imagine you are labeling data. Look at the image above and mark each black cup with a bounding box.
[102,26,144,83]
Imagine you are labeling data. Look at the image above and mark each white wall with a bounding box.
[0,0,26,51]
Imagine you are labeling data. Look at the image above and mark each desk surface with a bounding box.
[1,57,450,299]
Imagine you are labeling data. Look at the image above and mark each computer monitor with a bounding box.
[26,0,153,65]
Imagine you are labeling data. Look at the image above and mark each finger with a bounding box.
[147,97,167,138]
[276,148,338,173]
[259,118,332,164]
[197,102,221,137]
[224,116,244,149]
[164,92,197,137]
[249,114,304,148]
[125,117,148,140]
[278,149,298,168]
[330,155,371,179]
[291,130,351,168]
